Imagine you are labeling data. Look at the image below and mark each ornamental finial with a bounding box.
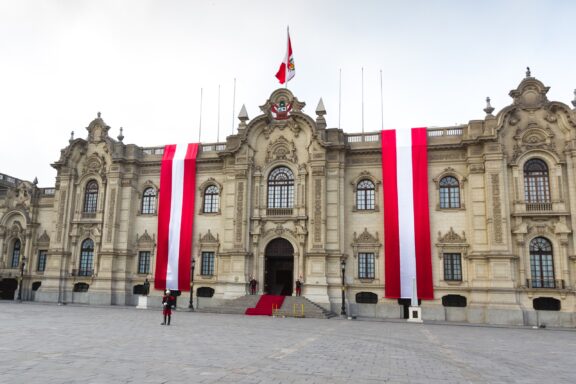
[526,66,531,78]
[483,97,494,116]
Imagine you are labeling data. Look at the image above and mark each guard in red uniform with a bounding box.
[161,290,176,325]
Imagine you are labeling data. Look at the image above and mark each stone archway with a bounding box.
[264,238,294,296]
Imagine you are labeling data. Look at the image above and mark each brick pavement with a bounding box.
[0,302,574,384]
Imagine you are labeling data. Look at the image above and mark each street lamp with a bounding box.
[340,258,346,316]
[189,258,196,310]
[17,256,27,302]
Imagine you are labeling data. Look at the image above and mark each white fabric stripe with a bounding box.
[166,144,188,290]
[395,129,417,298]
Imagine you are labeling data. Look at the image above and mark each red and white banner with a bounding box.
[155,143,198,291]
[381,128,434,300]
[275,28,295,84]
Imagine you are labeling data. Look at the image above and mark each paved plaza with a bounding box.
[0,302,574,384]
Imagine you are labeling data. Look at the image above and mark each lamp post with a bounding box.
[189,258,196,310]
[17,256,27,302]
[340,259,346,316]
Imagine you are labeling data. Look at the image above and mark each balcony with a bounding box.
[266,208,293,216]
[72,269,94,277]
[525,202,553,212]
[526,279,565,289]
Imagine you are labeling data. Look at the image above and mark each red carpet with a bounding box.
[245,295,285,316]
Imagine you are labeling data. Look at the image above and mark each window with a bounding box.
[37,250,47,272]
[358,252,375,279]
[73,282,89,292]
[79,239,94,276]
[524,159,550,203]
[203,185,220,213]
[533,297,560,311]
[201,252,215,276]
[529,237,555,288]
[443,253,462,281]
[442,295,467,307]
[141,188,156,214]
[439,176,460,208]
[11,239,21,269]
[83,180,98,213]
[138,251,151,274]
[267,167,294,208]
[197,287,215,298]
[356,180,375,210]
[355,292,378,304]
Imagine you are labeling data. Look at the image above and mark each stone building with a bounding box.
[1,74,575,326]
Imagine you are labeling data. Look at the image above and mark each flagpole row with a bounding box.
[338,68,342,130]
[232,78,236,135]
[217,84,221,143]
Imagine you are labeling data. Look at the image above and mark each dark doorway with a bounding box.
[0,278,18,300]
[264,238,294,296]
[398,298,421,319]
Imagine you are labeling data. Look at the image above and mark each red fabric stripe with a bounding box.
[381,130,401,299]
[411,128,434,299]
[177,144,198,291]
[154,144,177,291]
[276,63,286,84]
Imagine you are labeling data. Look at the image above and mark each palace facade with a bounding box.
[1,74,576,326]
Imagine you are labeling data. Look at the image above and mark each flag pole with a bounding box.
[232,77,236,134]
[380,69,384,130]
[338,68,342,130]
[361,67,365,135]
[198,88,203,143]
[285,26,289,90]
[217,84,221,142]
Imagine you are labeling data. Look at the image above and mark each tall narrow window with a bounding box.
[201,251,215,276]
[358,252,375,279]
[357,180,375,210]
[203,185,220,213]
[439,176,460,208]
[443,253,462,281]
[530,237,555,288]
[79,239,94,276]
[524,159,550,203]
[138,251,151,274]
[11,239,21,269]
[83,180,98,213]
[141,188,156,214]
[37,250,47,272]
[267,167,294,209]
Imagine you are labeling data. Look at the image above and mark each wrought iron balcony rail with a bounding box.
[266,208,293,216]
[525,202,553,212]
[72,269,94,277]
[526,279,565,289]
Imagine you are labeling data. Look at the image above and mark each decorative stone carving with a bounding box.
[82,153,107,177]
[37,230,50,245]
[437,227,466,243]
[490,173,503,243]
[260,88,305,122]
[263,224,296,239]
[136,230,155,247]
[265,136,298,164]
[353,228,379,244]
[200,229,219,243]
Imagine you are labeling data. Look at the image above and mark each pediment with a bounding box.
[438,227,466,243]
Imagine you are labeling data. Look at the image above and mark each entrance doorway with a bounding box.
[264,238,294,296]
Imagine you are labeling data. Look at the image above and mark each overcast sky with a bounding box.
[1,0,575,187]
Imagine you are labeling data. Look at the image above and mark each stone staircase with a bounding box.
[196,295,337,319]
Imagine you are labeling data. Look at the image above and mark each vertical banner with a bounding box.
[155,143,198,291]
[381,128,434,300]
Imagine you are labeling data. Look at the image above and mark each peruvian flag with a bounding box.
[275,28,295,84]
[155,143,199,291]
[381,128,434,300]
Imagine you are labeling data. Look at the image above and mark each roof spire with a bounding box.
[525,66,531,78]
[69,131,75,144]
[117,127,124,142]
[238,104,249,131]
[483,97,495,116]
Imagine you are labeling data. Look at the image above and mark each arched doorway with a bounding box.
[0,278,18,300]
[264,238,294,296]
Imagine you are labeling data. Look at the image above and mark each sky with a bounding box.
[1,0,575,187]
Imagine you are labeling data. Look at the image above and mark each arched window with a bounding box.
[79,239,94,276]
[11,239,21,269]
[529,237,555,288]
[439,176,460,208]
[141,188,156,214]
[356,180,375,210]
[267,167,294,209]
[203,185,220,213]
[524,159,551,204]
[83,180,99,213]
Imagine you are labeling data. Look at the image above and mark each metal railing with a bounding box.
[72,269,94,277]
[201,143,226,152]
[346,133,380,143]
[525,202,553,212]
[266,208,293,216]
[526,279,565,289]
